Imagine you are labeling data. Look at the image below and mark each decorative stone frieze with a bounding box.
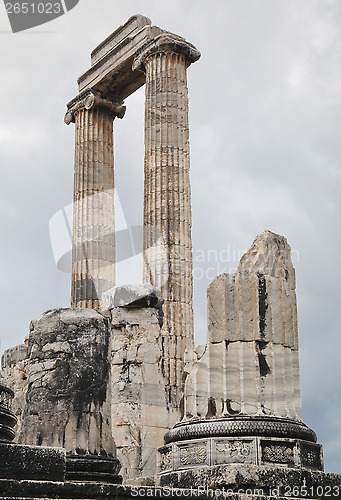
[213,439,256,465]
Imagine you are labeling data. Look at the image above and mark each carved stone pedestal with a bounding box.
[160,416,323,473]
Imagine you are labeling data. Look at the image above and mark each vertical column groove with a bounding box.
[143,51,194,405]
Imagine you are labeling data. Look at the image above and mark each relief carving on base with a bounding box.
[301,446,319,468]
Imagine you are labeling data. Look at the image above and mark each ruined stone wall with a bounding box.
[18,308,116,459]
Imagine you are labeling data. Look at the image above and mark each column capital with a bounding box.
[64,88,126,125]
[132,33,201,73]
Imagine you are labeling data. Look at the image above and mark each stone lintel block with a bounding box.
[1,344,28,369]
[103,284,163,310]
[77,17,200,100]
[0,442,65,481]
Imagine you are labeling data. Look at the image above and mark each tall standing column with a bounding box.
[134,36,200,405]
[65,90,125,309]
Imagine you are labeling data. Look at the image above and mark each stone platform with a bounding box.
[137,464,341,499]
[0,480,334,499]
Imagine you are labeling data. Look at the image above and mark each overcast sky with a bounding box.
[0,0,340,473]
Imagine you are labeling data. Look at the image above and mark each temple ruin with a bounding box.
[0,14,340,500]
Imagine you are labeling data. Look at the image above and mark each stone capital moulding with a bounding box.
[132,33,201,73]
[64,88,126,125]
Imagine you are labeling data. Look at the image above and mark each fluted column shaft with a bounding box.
[66,91,125,309]
[143,50,196,404]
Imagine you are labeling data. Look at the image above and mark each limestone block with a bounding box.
[140,425,170,478]
[1,344,27,369]
[207,231,299,348]
[207,274,235,344]
[111,307,162,327]
[103,284,163,310]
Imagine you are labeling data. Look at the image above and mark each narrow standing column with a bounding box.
[134,36,200,405]
[65,90,125,309]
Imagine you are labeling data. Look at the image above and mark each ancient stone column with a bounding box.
[133,35,200,404]
[161,231,324,476]
[65,89,125,309]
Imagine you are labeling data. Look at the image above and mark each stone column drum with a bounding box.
[65,90,126,309]
[134,35,200,404]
